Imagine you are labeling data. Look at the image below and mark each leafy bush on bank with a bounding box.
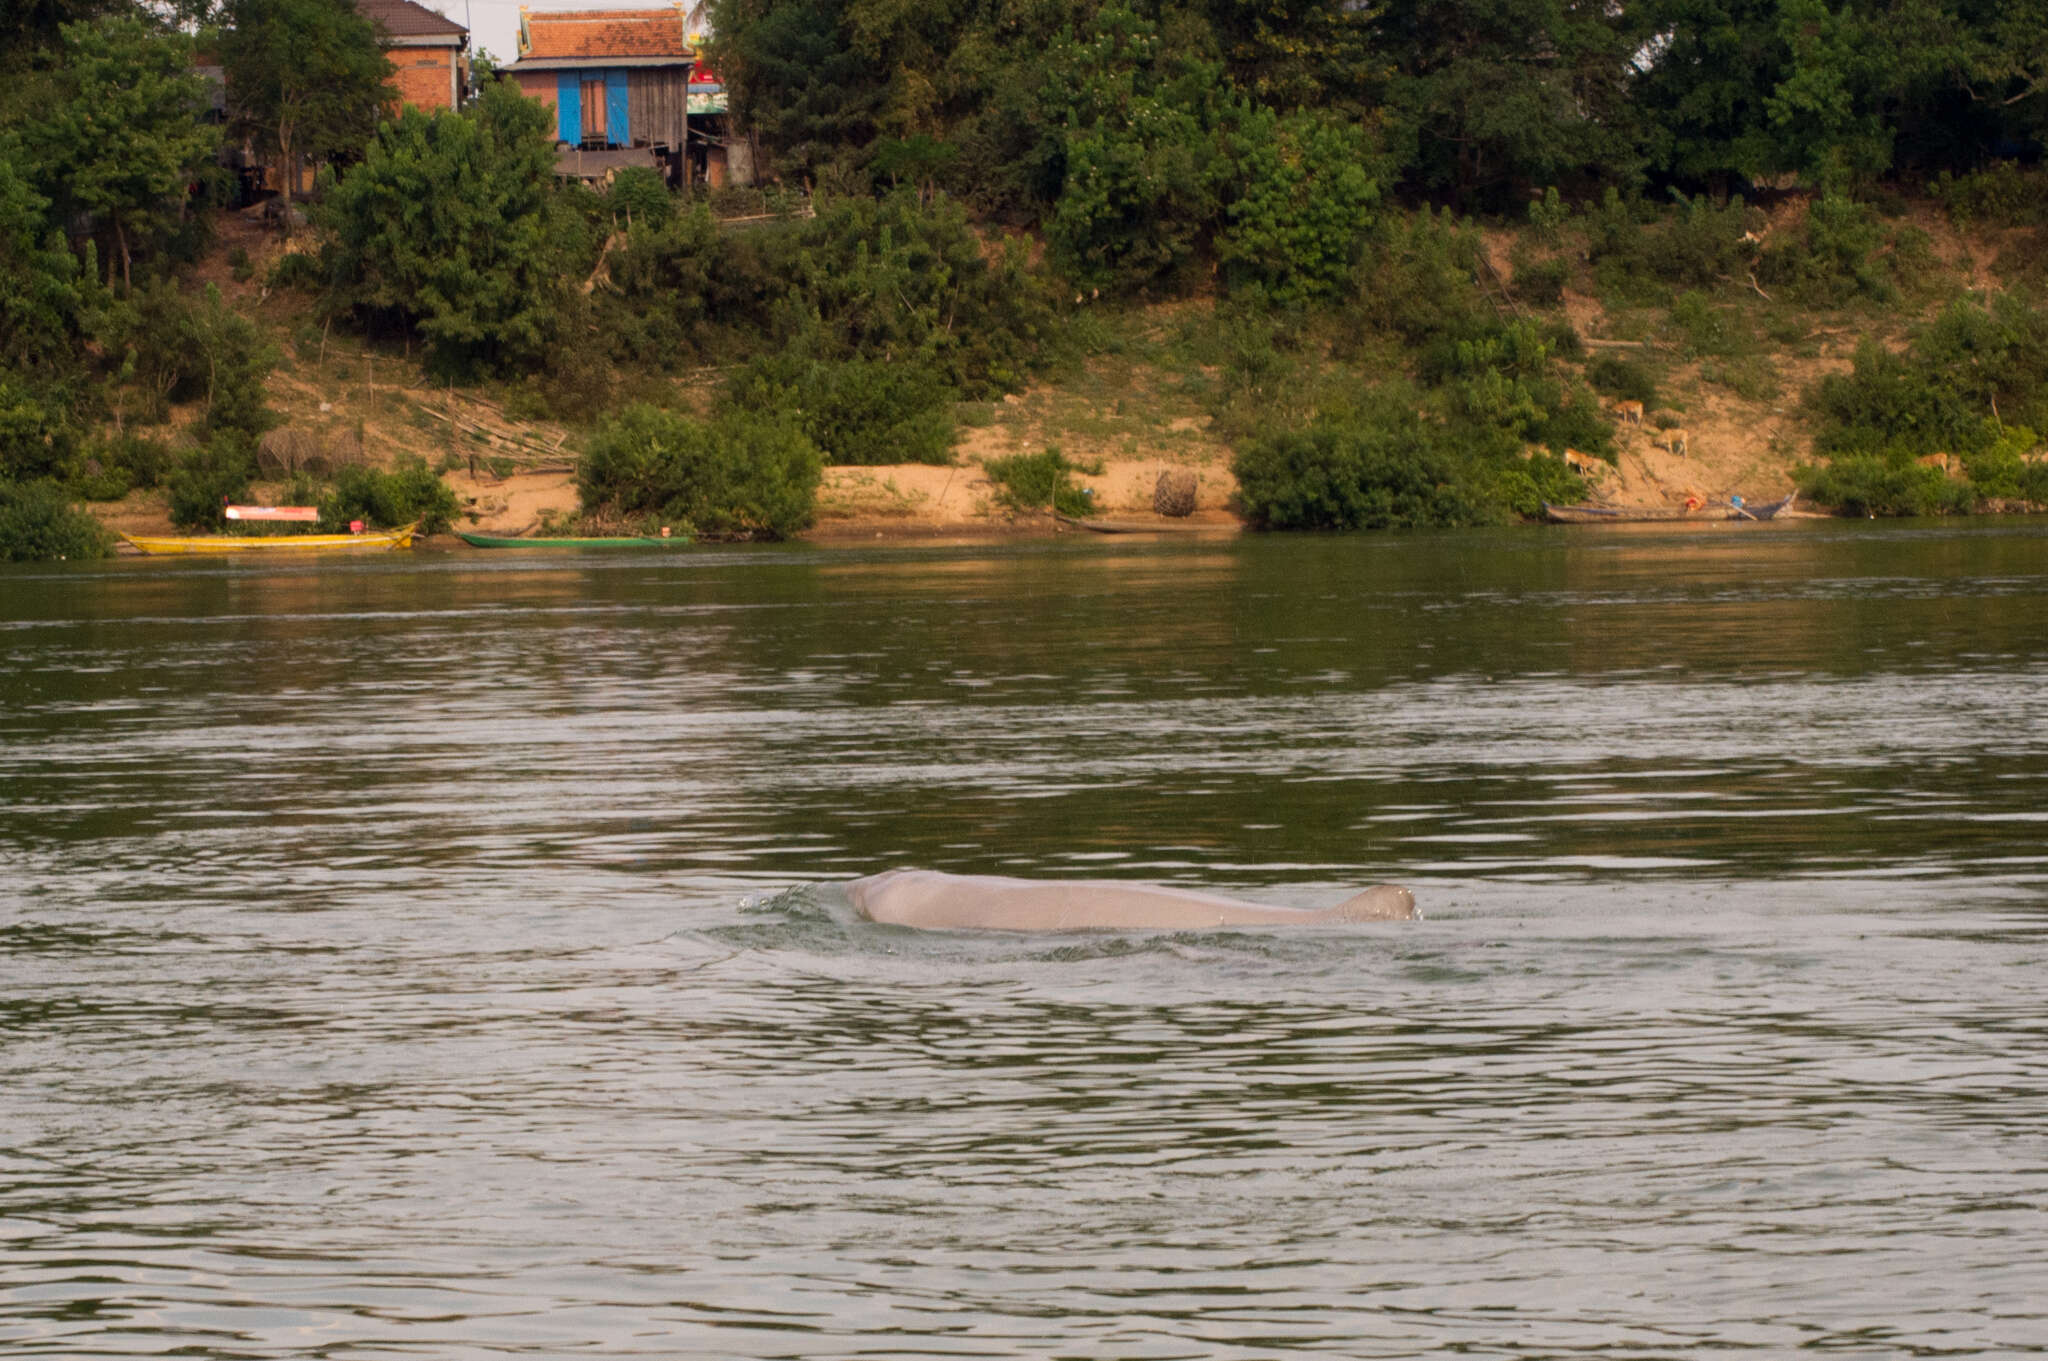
[983,448,1099,517]
[165,437,254,530]
[1808,295,2048,461]
[320,459,458,532]
[722,355,955,466]
[1795,455,1974,516]
[0,479,113,561]
[598,191,1051,400]
[577,404,822,539]
[1226,389,1587,532]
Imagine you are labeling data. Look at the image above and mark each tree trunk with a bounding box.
[115,216,131,291]
[277,118,297,237]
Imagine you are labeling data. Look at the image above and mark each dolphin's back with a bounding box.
[1317,885,1419,922]
[847,870,1415,931]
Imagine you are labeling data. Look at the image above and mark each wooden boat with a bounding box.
[1542,502,1710,524]
[456,531,691,548]
[120,525,416,555]
[1542,493,1796,525]
[1730,492,1797,521]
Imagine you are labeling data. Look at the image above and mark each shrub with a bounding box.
[1795,454,1973,516]
[1493,454,1588,518]
[1758,195,1893,306]
[1807,296,2048,460]
[1959,427,2048,502]
[1669,289,1746,358]
[1511,256,1569,307]
[319,81,568,375]
[983,447,1099,517]
[0,375,76,481]
[577,403,822,539]
[0,479,114,561]
[165,437,255,530]
[606,166,673,229]
[722,355,955,466]
[1586,354,1658,406]
[101,432,171,490]
[1353,207,1488,345]
[1043,5,1233,295]
[101,280,280,449]
[1233,413,1500,531]
[1584,192,1756,303]
[1929,162,2048,229]
[320,458,458,532]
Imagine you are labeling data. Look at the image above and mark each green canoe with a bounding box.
[457,531,692,549]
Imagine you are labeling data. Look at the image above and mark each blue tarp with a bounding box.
[556,71,579,143]
[605,70,629,148]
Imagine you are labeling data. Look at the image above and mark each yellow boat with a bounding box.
[120,525,418,555]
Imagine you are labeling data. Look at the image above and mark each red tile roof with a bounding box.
[519,6,689,60]
[359,0,466,41]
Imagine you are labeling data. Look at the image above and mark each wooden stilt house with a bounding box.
[506,5,694,180]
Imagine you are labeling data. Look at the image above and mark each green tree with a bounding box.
[21,14,217,287]
[714,0,888,177]
[218,0,393,218]
[1044,2,1237,293]
[1632,0,1789,190]
[1375,0,1644,207]
[321,81,567,373]
[0,138,92,375]
[1202,0,1384,109]
[1219,107,1383,304]
[0,0,122,68]
[1762,0,1892,188]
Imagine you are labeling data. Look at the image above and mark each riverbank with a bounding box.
[70,192,2048,549]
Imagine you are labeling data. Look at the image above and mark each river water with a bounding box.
[4,520,2047,1358]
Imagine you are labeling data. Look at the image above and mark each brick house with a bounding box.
[360,0,469,112]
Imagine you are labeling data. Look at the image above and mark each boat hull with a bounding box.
[1542,494,1794,525]
[456,532,690,548]
[121,526,416,555]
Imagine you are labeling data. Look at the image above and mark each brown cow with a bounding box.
[1610,399,1645,425]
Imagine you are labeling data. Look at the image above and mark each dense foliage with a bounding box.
[218,0,392,213]
[320,459,460,533]
[577,404,824,539]
[713,0,2048,223]
[597,191,1051,396]
[319,81,568,374]
[0,480,114,561]
[20,14,218,286]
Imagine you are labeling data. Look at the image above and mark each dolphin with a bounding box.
[845,869,1416,932]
